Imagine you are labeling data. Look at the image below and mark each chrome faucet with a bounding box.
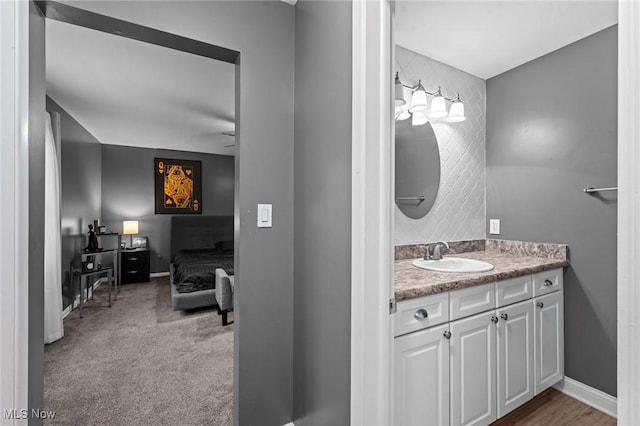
[431,241,450,260]
[423,245,432,260]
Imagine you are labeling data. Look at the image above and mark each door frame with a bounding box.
[616,1,640,423]
[0,0,31,420]
[350,1,394,424]
[349,1,640,424]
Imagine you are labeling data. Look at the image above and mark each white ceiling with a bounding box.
[46,19,235,156]
[47,1,617,155]
[396,1,618,80]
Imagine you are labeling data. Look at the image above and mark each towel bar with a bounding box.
[583,187,617,193]
[396,196,426,202]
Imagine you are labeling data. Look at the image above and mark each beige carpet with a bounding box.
[44,277,234,425]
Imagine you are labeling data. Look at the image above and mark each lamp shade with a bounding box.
[409,81,428,113]
[396,106,411,121]
[394,73,406,106]
[447,100,466,122]
[122,221,139,235]
[412,111,429,126]
[429,94,447,118]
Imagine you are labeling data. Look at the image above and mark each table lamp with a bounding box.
[122,220,139,250]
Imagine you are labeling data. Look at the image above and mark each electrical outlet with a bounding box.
[489,219,501,235]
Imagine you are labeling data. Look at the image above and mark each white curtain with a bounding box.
[44,113,64,344]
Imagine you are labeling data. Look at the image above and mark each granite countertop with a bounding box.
[394,240,568,302]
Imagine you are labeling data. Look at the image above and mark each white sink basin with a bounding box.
[412,257,494,273]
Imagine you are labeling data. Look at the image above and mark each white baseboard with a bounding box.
[62,277,107,319]
[554,376,617,418]
[62,304,72,319]
[62,273,169,318]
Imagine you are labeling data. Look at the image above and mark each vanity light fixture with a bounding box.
[411,111,429,126]
[394,72,406,107]
[447,94,466,122]
[394,73,466,124]
[428,87,448,118]
[409,80,428,113]
[395,108,411,121]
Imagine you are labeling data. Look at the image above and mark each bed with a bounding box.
[169,216,234,310]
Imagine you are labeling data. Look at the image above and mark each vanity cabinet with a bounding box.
[393,268,563,426]
[393,324,450,426]
[450,311,497,426]
[496,300,534,418]
[534,290,564,395]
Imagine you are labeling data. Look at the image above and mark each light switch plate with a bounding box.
[257,204,272,228]
[489,219,500,235]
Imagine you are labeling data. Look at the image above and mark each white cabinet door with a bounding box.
[496,300,534,418]
[450,312,497,426]
[534,291,564,395]
[394,323,450,426]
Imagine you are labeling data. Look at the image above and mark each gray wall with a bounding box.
[46,97,103,310]
[29,2,46,422]
[67,2,296,424]
[293,1,352,424]
[100,145,234,272]
[486,26,617,396]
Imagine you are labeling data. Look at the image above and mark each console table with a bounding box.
[81,248,120,291]
[72,267,114,318]
[94,232,122,287]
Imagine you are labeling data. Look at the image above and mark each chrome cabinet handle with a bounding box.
[128,270,138,274]
[490,315,499,324]
[129,257,139,261]
[536,301,544,308]
[414,308,428,320]
[443,330,452,339]
[543,279,553,287]
[500,313,508,320]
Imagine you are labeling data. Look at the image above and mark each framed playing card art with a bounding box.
[154,158,202,214]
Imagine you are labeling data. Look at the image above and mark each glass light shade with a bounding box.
[409,89,428,113]
[412,111,429,126]
[447,100,466,122]
[396,107,411,121]
[395,80,406,107]
[429,95,447,118]
[122,221,139,235]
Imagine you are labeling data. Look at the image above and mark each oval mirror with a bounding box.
[395,120,440,219]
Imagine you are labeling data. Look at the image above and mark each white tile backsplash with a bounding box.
[395,46,486,245]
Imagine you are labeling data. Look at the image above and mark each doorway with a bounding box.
[377,0,640,424]
[41,2,238,422]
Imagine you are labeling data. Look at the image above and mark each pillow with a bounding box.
[176,271,217,293]
[173,253,186,268]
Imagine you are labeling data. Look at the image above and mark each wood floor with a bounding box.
[491,388,616,426]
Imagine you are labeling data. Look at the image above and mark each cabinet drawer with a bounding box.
[450,283,496,321]
[120,249,150,284]
[533,268,563,297]
[122,252,149,265]
[394,293,449,337]
[122,268,148,284]
[496,275,532,307]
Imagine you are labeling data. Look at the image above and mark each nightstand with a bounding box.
[120,249,150,284]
